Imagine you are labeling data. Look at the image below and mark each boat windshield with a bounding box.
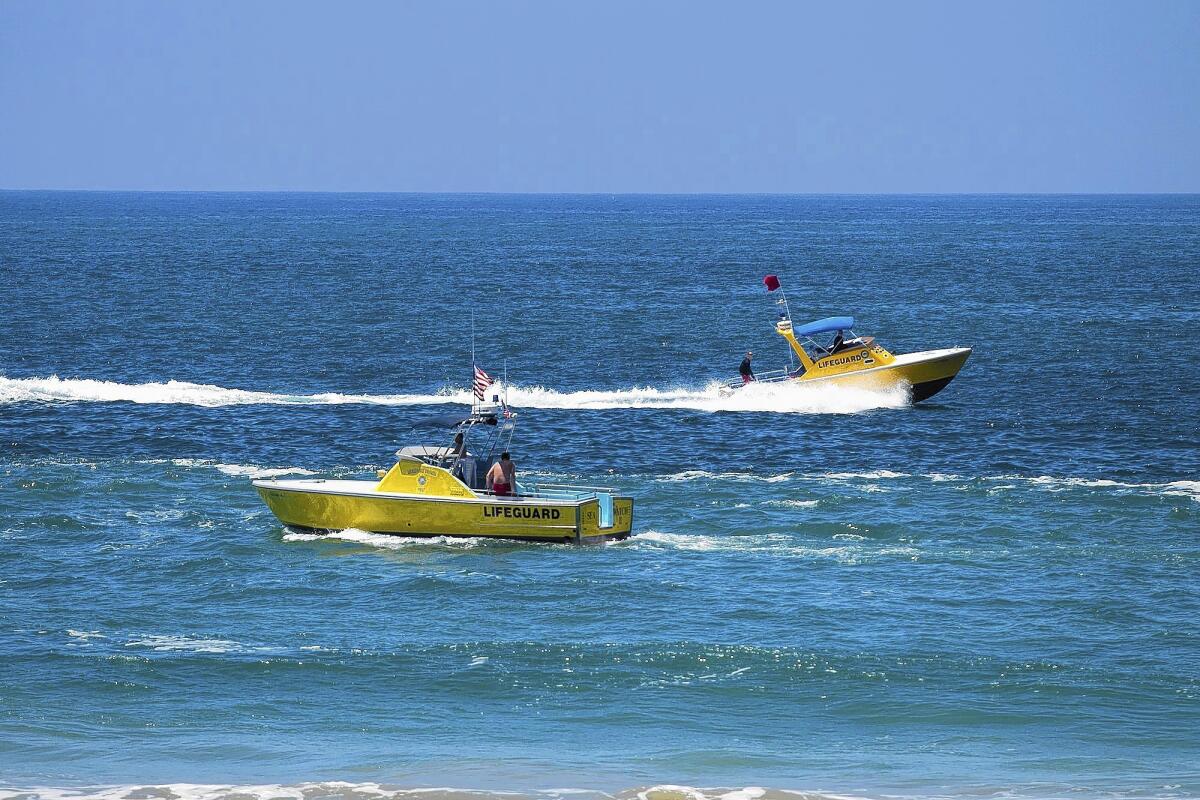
[805,328,859,357]
[426,406,513,483]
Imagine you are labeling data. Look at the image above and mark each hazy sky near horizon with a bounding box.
[1,0,1198,192]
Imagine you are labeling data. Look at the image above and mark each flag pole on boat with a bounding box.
[764,274,796,372]
[471,312,477,414]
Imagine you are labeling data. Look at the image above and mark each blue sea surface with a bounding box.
[1,193,1198,800]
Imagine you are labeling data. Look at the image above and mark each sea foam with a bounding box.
[0,785,866,800]
[0,374,908,415]
[282,528,494,550]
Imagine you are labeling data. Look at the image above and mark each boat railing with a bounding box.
[723,368,793,390]
[513,483,618,501]
[754,368,792,382]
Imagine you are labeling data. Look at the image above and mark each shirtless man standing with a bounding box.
[486,452,516,496]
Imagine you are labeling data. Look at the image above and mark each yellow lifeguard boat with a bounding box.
[729,275,971,402]
[253,402,633,544]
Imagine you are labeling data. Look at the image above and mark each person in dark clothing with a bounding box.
[830,330,846,353]
[739,351,755,384]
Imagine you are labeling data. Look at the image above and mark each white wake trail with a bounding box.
[0,375,444,408]
[0,374,908,414]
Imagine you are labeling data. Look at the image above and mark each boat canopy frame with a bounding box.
[404,405,515,468]
[771,289,861,364]
[455,404,515,465]
[728,285,868,388]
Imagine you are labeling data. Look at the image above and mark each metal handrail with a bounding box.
[526,482,617,493]
[724,368,793,388]
[474,484,616,501]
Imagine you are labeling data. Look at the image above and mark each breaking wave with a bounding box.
[0,374,908,414]
[0,786,866,800]
[4,784,1177,800]
[650,469,1200,502]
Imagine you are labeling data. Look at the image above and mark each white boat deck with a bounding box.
[888,347,971,366]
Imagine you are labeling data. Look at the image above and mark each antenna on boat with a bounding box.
[774,288,794,323]
[779,290,797,371]
[470,312,477,414]
[764,274,796,370]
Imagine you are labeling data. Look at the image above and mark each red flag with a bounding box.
[763,275,781,292]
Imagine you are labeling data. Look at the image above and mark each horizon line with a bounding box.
[2,188,1198,196]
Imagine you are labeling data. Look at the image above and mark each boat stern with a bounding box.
[577,494,635,543]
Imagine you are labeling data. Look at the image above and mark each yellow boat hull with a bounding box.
[253,479,633,544]
[795,346,971,401]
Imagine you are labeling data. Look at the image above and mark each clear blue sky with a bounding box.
[1,0,1197,192]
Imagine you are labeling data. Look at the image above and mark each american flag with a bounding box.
[473,365,493,401]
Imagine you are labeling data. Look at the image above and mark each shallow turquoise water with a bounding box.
[0,193,1197,799]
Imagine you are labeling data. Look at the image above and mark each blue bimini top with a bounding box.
[793,316,855,337]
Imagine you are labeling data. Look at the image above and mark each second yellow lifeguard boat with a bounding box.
[728,275,971,402]
[253,386,633,544]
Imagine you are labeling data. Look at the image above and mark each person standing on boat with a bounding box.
[487,452,516,497]
[739,351,755,384]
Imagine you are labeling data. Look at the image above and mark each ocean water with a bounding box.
[1,192,1198,800]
